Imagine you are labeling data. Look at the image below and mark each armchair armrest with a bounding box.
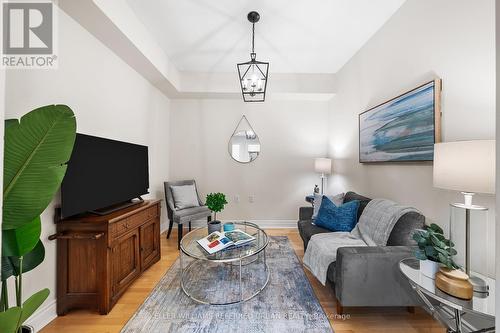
[299,206,313,220]
[335,246,421,307]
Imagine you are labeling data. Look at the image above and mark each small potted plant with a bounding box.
[205,192,228,234]
[412,223,459,279]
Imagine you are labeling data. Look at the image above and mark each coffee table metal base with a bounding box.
[180,250,270,305]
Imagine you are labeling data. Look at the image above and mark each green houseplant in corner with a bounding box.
[205,193,228,234]
[0,105,76,333]
[412,223,459,279]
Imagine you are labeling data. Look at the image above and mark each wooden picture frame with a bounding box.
[359,78,442,163]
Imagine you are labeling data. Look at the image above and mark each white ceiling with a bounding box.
[126,0,406,74]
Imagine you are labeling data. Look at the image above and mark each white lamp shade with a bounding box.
[314,158,332,175]
[433,140,495,194]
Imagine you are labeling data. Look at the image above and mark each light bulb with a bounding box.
[251,74,258,87]
[257,79,263,91]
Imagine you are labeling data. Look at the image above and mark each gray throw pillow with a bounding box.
[312,193,345,220]
[170,185,200,210]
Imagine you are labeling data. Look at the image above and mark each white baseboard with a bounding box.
[188,219,297,229]
[25,299,57,332]
[160,221,169,234]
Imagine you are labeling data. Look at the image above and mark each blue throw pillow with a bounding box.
[315,196,359,232]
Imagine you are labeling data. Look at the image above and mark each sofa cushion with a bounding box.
[312,193,344,220]
[315,197,359,232]
[343,191,371,221]
[387,211,425,246]
[297,220,331,249]
[172,205,211,224]
[170,184,200,209]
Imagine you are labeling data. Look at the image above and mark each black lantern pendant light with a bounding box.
[237,11,269,102]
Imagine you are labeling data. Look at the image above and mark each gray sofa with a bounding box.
[298,191,424,313]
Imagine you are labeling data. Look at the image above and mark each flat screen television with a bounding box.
[61,134,149,218]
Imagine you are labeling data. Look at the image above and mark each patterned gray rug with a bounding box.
[121,236,333,333]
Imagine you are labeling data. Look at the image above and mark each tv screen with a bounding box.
[61,134,149,218]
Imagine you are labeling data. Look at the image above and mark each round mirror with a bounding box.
[228,116,261,163]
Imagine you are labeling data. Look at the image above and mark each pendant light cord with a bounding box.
[252,22,255,54]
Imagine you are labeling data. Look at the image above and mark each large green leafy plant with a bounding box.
[0,105,76,332]
[412,223,459,270]
[205,193,228,221]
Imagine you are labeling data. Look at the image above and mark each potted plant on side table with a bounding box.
[205,192,228,234]
[413,223,474,299]
[413,223,459,279]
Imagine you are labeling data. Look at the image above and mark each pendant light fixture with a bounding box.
[237,11,269,102]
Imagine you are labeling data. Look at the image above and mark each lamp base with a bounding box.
[462,192,474,206]
[470,276,489,293]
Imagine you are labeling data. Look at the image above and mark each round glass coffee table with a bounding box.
[179,222,269,305]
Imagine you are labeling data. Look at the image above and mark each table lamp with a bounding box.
[433,140,495,292]
[314,158,332,194]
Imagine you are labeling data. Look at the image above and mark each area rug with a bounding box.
[120,236,333,333]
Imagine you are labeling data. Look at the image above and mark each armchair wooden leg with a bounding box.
[207,216,211,223]
[178,223,183,250]
[189,221,192,232]
[166,219,174,239]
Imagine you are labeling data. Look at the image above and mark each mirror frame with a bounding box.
[228,115,261,164]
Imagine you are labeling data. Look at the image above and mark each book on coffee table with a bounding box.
[197,229,255,254]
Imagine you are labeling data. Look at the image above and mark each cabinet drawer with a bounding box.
[129,205,158,227]
[110,206,158,240]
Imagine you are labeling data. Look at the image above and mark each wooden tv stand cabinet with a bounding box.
[53,200,161,315]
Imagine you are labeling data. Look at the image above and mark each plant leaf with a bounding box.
[414,250,427,260]
[429,223,443,234]
[444,239,455,247]
[1,256,14,281]
[1,241,45,280]
[19,288,50,326]
[3,105,76,230]
[437,253,447,264]
[417,238,427,248]
[0,306,22,333]
[2,216,41,256]
[424,246,437,257]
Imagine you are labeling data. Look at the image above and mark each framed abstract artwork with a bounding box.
[359,79,441,163]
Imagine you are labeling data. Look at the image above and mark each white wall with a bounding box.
[4,7,170,330]
[170,99,330,224]
[327,0,496,277]
[495,0,499,328]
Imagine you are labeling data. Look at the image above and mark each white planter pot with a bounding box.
[420,259,439,279]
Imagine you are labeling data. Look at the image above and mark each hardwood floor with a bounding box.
[41,228,445,333]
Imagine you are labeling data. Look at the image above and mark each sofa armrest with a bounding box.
[334,246,421,307]
[299,206,313,220]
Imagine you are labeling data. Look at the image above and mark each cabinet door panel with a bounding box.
[111,229,140,296]
[140,217,160,271]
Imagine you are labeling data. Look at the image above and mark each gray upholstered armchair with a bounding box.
[164,180,212,249]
